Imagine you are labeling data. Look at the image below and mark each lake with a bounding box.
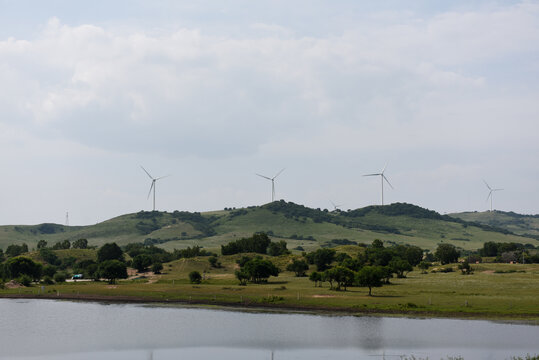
[1,299,537,359]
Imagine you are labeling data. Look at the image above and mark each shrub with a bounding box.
[54,272,68,283]
[42,275,54,285]
[151,262,163,274]
[17,274,32,287]
[189,271,202,284]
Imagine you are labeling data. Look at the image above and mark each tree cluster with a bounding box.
[235,256,280,284]
[221,233,271,255]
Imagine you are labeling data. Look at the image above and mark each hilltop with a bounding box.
[1,202,537,252]
[449,210,539,240]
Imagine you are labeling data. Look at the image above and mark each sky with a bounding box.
[0,0,538,225]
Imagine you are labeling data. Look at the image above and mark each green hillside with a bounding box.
[1,202,537,253]
[449,211,539,239]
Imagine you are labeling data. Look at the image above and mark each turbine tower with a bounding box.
[141,166,170,211]
[364,163,393,205]
[483,179,503,212]
[256,168,285,202]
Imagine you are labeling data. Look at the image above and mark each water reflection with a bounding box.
[0,299,537,359]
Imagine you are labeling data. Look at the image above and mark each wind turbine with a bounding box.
[483,179,503,212]
[256,168,285,202]
[141,166,170,211]
[330,200,343,211]
[364,163,393,205]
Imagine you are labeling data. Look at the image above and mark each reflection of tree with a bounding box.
[357,316,384,350]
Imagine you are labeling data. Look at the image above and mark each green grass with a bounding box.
[3,255,538,320]
[450,211,539,237]
[1,205,537,254]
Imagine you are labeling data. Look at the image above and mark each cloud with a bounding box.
[0,2,538,223]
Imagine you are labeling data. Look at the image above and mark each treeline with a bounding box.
[299,240,428,294]
[478,241,539,263]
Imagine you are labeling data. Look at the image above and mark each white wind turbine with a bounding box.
[256,168,285,203]
[330,200,343,211]
[483,179,503,212]
[141,166,170,211]
[364,163,393,205]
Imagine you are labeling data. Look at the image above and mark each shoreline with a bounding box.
[2,293,538,325]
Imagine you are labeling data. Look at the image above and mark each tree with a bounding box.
[132,254,152,272]
[72,238,88,249]
[242,257,279,283]
[5,243,28,258]
[43,265,57,278]
[418,261,431,274]
[267,240,290,256]
[151,262,163,274]
[480,241,498,257]
[97,243,124,263]
[325,266,355,291]
[305,248,336,271]
[208,256,221,268]
[389,258,413,278]
[356,266,384,296]
[39,248,61,266]
[458,260,474,275]
[37,240,48,249]
[435,244,460,265]
[286,259,309,277]
[53,272,68,283]
[98,260,127,284]
[189,270,202,284]
[309,271,322,287]
[221,232,271,255]
[404,246,424,266]
[235,270,249,286]
[371,239,384,249]
[5,256,43,281]
[52,240,71,250]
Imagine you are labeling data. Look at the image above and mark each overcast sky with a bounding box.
[1,0,538,225]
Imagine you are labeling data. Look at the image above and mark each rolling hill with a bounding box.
[449,210,539,239]
[1,202,537,253]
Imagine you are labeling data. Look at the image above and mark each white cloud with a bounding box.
[0,2,538,223]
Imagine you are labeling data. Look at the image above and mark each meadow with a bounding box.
[3,254,538,321]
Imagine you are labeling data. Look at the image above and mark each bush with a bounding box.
[151,262,163,274]
[208,256,221,268]
[189,271,202,284]
[42,275,54,285]
[54,272,68,283]
[17,274,32,287]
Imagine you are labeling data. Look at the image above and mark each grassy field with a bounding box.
[2,203,537,254]
[3,253,538,321]
[450,210,539,237]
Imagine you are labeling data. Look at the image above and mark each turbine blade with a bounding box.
[156,175,171,181]
[381,162,388,174]
[141,166,154,179]
[493,188,504,191]
[363,173,381,177]
[486,191,492,202]
[256,173,272,180]
[483,179,492,191]
[147,181,155,199]
[383,175,394,189]
[273,168,285,180]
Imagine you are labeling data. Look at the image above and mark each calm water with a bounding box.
[1,299,537,359]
